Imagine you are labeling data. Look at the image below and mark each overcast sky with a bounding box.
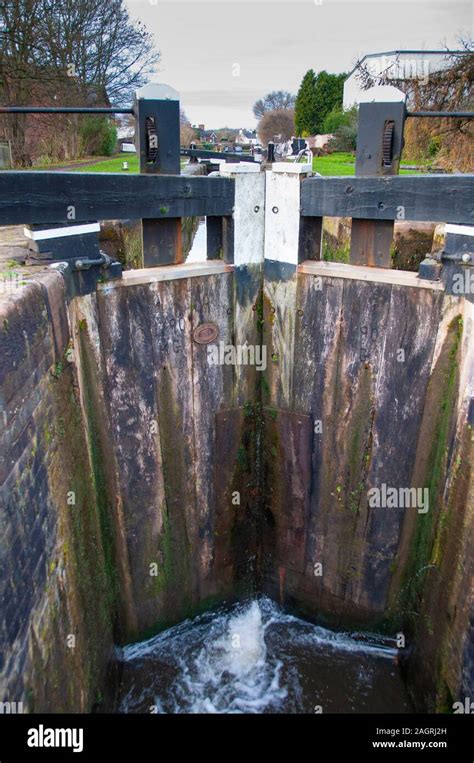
[125,0,472,129]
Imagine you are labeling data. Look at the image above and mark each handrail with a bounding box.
[407,111,474,118]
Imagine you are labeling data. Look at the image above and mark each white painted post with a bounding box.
[218,163,265,403]
[219,163,265,268]
[264,163,312,269]
[263,163,313,407]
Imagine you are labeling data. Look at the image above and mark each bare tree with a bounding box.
[180,123,196,147]
[257,109,295,146]
[253,91,295,120]
[0,1,47,163]
[0,0,160,163]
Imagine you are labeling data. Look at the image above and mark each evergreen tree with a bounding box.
[313,71,346,134]
[295,69,318,136]
[295,69,346,136]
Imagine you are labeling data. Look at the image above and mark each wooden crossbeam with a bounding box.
[301,175,474,225]
[0,172,235,226]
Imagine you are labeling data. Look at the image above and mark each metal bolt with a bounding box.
[462,253,471,263]
[272,206,279,214]
[254,205,260,213]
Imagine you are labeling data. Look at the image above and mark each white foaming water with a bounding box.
[118,597,410,714]
[223,601,266,674]
[162,601,286,713]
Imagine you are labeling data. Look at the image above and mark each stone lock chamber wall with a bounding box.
[0,166,472,712]
[0,272,115,712]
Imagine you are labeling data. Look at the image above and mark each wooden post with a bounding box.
[350,87,407,268]
[206,215,234,263]
[134,83,182,267]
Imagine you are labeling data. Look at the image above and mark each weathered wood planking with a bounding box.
[292,274,344,593]
[0,172,235,225]
[190,273,235,591]
[264,268,445,623]
[213,408,245,592]
[142,217,183,267]
[301,175,474,225]
[214,407,259,595]
[96,282,172,633]
[206,216,224,260]
[349,219,395,268]
[354,284,444,610]
[292,275,392,615]
[147,277,199,615]
[298,216,323,262]
[321,278,393,608]
[262,409,312,580]
[263,272,298,410]
[94,272,238,635]
[233,265,262,405]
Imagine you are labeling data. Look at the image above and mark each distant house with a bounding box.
[236,129,258,146]
[194,129,217,144]
[343,50,468,109]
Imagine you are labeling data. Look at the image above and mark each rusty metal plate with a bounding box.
[193,322,219,344]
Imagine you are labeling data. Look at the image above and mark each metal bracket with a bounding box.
[419,249,474,282]
[49,252,122,299]
[439,250,473,265]
[428,249,474,301]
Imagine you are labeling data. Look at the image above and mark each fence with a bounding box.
[0,83,473,299]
